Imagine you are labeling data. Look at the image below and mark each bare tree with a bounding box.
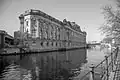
[100,2,120,44]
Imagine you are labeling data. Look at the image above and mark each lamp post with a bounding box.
[111,39,115,52]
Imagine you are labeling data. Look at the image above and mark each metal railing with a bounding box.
[79,47,119,80]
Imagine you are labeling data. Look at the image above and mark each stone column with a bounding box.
[19,14,24,33]
[49,25,52,40]
[38,20,42,39]
[53,26,56,40]
[39,20,44,40]
[51,25,53,40]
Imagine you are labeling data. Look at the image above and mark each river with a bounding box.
[0,45,109,80]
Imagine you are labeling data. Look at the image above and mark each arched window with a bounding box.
[46,42,49,46]
[56,42,57,46]
[51,42,53,46]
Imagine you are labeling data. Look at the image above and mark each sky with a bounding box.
[0,0,114,42]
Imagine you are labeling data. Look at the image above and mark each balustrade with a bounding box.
[79,47,119,80]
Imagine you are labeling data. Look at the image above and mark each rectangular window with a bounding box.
[26,21,29,26]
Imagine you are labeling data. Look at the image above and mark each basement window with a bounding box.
[41,42,43,47]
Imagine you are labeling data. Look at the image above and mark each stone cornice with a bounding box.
[22,9,63,25]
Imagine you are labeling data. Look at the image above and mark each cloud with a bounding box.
[0,0,23,15]
[0,0,12,14]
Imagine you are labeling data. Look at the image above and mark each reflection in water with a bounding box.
[0,49,87,80]
[2,63,21,80]
[87,45,107,66]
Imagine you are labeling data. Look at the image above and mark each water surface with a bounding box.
[0,46,107,80]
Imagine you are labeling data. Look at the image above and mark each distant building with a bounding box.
[0,30,6,49]
[17,9,86,50]
[14,31,21,39]
[0,30,14,49]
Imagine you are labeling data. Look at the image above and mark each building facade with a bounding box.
[18,9,86,50]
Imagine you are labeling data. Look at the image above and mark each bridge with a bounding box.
[87,43,101,48]
[73,47,120,80]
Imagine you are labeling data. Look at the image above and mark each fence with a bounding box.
[79,47,119,80]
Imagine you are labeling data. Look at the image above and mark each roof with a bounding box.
[5,33,14,39]
[0,30,7,34]
[19,9,87,34]
[20,9,63,25]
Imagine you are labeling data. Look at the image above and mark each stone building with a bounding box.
[17,9,86,50]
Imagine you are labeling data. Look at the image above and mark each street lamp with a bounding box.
[111,39,115,53]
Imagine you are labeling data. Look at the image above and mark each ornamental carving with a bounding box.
[31,17,37,31]
[63,19,82,32]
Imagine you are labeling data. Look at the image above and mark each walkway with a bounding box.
[105,47,120,80]
[72,47,120,80]
[110,48,120,80]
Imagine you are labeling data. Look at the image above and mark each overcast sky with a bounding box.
[0,0,114,42]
